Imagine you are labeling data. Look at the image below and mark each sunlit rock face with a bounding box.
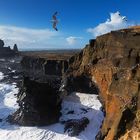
[91,61,140,140]
[63,26,140,140]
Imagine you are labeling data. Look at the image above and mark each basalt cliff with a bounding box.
[10,26,140,139]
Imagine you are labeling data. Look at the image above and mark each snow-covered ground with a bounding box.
[0,71,104,140]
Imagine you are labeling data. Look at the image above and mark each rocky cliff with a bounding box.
[0,39,18,57]
[63,26,140,139]
[9,26,140,138]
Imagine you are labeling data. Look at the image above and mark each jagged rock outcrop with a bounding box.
[13,44,18,52]
[0,39,18,57]
[63,26,140,139]
[9,77,62,126]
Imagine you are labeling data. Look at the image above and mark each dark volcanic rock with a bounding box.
[61,74,99,94]
[9,52,72,126]
[0,39,4,47]
[9,77,62,126]
[13,44,18,52]
[0,39,18,57]
[64,117,89,136]
[21,56,69,80]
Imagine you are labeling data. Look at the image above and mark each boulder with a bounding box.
[64,117,89,136]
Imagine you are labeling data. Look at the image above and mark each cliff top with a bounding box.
[119,25,140,33]
[21,50,80,60]
[129,25,140,29]
[128,25,140,32]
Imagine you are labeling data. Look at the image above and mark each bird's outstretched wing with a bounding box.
[53,22,58,31]
[52,11,58,20]
[52,11,58,31]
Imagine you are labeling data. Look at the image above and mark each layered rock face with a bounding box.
[92,61,140,140]
[21,56,69,79]
[64,27,140,139]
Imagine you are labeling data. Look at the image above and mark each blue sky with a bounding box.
[0,0,139,50]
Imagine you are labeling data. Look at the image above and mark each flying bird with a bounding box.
[52,11,58,31]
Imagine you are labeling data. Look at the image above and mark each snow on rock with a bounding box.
[0,72,4,81]
[8,67,12,71]
[11,70,16,73]
[13,76,19,79]
[0,59,5,62]
[0,72,104,140]
[60,92,104,139]
[9,60,15,63]
[0,83,19,119]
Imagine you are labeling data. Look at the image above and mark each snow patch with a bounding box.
[13,76,19,79]
[8,67,12,71]
[0,72,4,81]
[60,92,103,139]
[11,70,16,73]
[0,83,19,119]
[9,60,15,63]
[0,59,5,62]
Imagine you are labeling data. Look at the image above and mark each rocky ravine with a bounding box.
[63,26,140,139]
[9,52,77,126]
